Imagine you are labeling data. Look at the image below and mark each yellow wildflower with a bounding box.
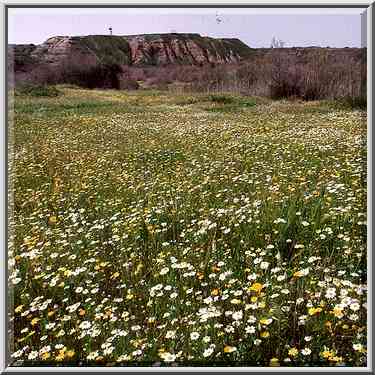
[321,350,333,359]
[196,272,204,280]
[249,282,264,293]
[66,350,75,358]
[41,352,51,360]
[135,263,143,275]
[308,307,322,316]
[55,353,65,361]
[224,345,237,353]
[48,216,57,225]
[258,301,266,309]
[332,306,344,319]
[329,356,344,363]
[259,318,273,326]
[269,358,280,367]
[126,292,134,300]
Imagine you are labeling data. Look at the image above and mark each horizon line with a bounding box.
[8,32,365,49]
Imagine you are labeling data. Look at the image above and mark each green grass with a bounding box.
[203,95,256,113]
[9,87,367,367]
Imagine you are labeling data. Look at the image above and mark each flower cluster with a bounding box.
[9,88,367,366]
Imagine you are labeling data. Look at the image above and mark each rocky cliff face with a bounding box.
[124,33,252,65]
[9,33,253,72]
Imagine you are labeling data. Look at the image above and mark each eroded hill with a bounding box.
[9,33,254,72]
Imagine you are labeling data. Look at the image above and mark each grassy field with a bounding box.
[9,87,367,366]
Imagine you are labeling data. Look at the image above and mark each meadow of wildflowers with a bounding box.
[9,88,367,367]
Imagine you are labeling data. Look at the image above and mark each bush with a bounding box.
[208,94,236,104]
[119,77,140,90]
[59,63,123,89]
[15,83,61,97]
[334,96,367,110]
[174,97,199,105]
[270,81,301,100]
[204,105,241,113]
[238,97,257,107]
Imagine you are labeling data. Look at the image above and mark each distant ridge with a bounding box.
[8,33,254,70]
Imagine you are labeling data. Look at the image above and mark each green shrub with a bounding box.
[336,96,367,110]
[237,98,257,107]
[204,95,256,112]
[15,84,61,97]
[175,97,199,106]
[207,94,236,104]
[204,105,240,113]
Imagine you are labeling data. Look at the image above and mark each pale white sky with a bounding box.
[8,7,367,48]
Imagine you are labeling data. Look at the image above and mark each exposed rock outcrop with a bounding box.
[124,33,252,65]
